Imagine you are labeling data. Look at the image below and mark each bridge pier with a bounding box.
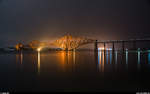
[94,40,98,51]
[104,42,106,50]
[104,42,106,53]
[112,42,115,51]
[122,41,125,53]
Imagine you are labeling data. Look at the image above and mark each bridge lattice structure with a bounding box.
[51,35,96,50]
[16,35,150,51]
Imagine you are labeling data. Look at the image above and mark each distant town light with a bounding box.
[148,50,150,52]
[37,48,42,52]
[98,48,105,50]
[98,48,112,50]
[107,48,112,50]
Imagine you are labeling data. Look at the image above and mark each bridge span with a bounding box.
[15,35,150,51]
[95,38,150,52]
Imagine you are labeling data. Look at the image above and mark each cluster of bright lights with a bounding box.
[98,48,112,50]
[107,48,112,50]
[98,48,105,50]
[37,47,42,52]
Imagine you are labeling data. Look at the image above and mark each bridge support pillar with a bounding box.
[112,42,115,51]
[122,41,125,53]
[104,42,106,53]
[94,40,98,51]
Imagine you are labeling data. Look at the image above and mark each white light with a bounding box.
[98,48,105,50]
[37,48,42,52]
[98,48,112,50]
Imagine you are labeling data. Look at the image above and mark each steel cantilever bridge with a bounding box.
[25,35,150,51]
[51,35,96,51]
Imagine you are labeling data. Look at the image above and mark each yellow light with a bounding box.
[37,48,42,52]
[38,51,40,74]
[98,47,105,50]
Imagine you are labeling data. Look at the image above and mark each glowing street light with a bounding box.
[37,47,42,52]
[98,48,105,50]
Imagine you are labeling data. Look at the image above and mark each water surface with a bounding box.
[0,50,150,92]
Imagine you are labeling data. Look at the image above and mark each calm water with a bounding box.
[0,50,150,92]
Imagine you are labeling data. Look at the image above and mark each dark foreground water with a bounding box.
[0,50,150,92]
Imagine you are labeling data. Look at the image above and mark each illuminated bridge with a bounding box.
[51,35,95,51]
[16,35,150,51]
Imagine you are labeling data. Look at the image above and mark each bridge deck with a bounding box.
[97,39,150,43]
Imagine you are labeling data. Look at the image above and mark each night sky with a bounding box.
[0,0,150,47]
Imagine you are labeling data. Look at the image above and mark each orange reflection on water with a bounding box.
[98,51,104,72]
[59,51,66,71]
[16,54,19,64]
[20,52,23,64]
[16,52,23,64]
[38,52,41,74]
[59,51,76,72]
[73,51,76,64]
[60,51,65,65]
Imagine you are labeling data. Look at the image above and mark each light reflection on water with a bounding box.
[115,51,118,64]
[56,51,76,72]
[98,50,104,72]
[2,50,150,91]
[16,51,23,64]
[138,49,141,64]
[148,51,150,64]
[110,50,112,64]
[106,50,108,64]
[14,50,150,73]
[38,52,40,74]
[126,49,128,65]
[137,49,141,70]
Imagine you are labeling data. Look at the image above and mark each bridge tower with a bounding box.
[112,42,115,52]
[94,40,98,51]
[122,41,125,53]
[65,34,69,51]
[104,42,106,50]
